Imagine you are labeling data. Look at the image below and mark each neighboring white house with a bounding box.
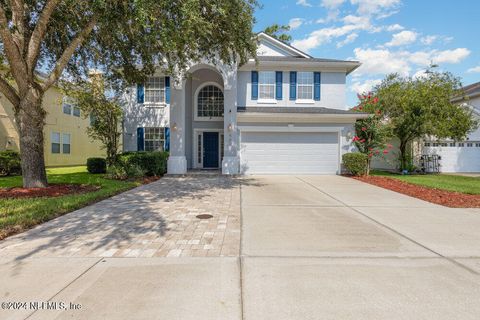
[122,32,367,175]
[421,81,480,173]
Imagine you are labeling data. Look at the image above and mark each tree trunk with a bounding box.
[15,87,48,188]
[399,140,407,171]
[366,158,371,176]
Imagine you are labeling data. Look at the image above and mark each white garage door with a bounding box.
[425,143,480,172]
[240,131,339,174]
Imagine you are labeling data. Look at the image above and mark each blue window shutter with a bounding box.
[275,71,283,100]
[137,127,144,151]
[314,72,321,101]
[165,76,171,104]
[251,71,258,100]
[137,84,144,103]
[164,127,170,152]
[289,71,297,100]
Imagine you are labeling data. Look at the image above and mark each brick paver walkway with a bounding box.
[0,175,241,259]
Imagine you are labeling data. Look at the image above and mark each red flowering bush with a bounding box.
[351,92,392,175]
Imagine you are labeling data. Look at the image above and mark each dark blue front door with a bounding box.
[203,132,219,168]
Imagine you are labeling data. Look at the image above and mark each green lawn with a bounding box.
[372,171,480,195]
[0,166,140,239]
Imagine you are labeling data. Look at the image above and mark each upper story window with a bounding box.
[297,72,313,100]
[258,71,276,100]
[144,127,165,151]
[63,97,80,117]
[196,84,224,120]
[145,77,165,104]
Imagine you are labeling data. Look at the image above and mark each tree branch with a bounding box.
[41,17,97,90]
[10,0,26,54]
[0,5,27,82]
[0,75,20,106]
[26,0,60,73]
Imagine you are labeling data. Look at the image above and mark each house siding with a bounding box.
[237,71,346,109]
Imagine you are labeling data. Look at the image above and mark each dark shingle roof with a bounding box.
[256,56,359,64]
[237,106,365,115]
[462,81,480,98]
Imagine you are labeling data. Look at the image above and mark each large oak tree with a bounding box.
[0,0,257,187]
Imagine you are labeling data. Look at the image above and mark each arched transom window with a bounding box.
[197,85,224,119]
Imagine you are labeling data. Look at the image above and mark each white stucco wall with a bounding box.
[236,71,346,109]
[122,79,170,152]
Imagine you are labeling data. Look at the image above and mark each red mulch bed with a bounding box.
[0,184,100,199]
[351,175,480,208]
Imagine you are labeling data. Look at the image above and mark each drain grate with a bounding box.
[196,214,213,220]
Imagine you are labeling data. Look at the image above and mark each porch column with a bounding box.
[222,69,240,174]
[167,81,187,174]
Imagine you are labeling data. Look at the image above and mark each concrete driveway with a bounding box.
[1,175,480,319]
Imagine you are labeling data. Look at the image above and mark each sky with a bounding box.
[254,0,480,107]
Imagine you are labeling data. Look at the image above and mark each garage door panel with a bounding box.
[240,132,339,175]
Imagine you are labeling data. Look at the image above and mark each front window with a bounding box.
[258,71,275,100]
[51,132,60,154]
[63,101,72,115]
[297,72,313,100]
[145,77,165,104]
[73,106,81,117]
[197,85,224,119]
[62,133,71,154]
[144,127,165,151]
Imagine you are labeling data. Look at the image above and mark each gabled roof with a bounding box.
[256,32,312,59]
[253,32,361,75]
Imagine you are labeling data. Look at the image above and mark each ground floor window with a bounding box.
[144,127,165,151]
[62,133,71,154]
[51,132,60,154]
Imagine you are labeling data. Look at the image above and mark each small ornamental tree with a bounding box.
[64,76,121,166]
[352,93,392,175]
[375,73,478,170]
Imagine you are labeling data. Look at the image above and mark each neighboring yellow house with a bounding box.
[0,85,104,167]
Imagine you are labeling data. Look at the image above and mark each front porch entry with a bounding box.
[194,129,224,169]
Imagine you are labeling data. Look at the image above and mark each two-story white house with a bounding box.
[122,32,366,175]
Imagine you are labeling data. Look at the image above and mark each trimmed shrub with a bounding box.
[87,157,107,174]
[342,152,368,176]
[0,150,21,176]
[118,151,168,176]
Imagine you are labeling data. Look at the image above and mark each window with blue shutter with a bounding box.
[164,127,170,152]
[314,72,321,101]
[165,76,171,104]
[275,71,283,100]
[137,127,144,151]
[289,71,297,100]
[137,84,144,104]
[251,71,258,100]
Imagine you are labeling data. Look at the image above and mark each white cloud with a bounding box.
[434,48,471,64]
[352,47,471,77]
[420,35,437,45]
[350,0,402,16]
[353,48,411,76]
[385,30,417,47]
[351,78,382,94]
[292,23,367,51]
[467,66,480,73]
[386,24,404,32]
[337,33,359,48]
[288,18,304,30]
[296,0,313,7]
[321,0,346,9]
